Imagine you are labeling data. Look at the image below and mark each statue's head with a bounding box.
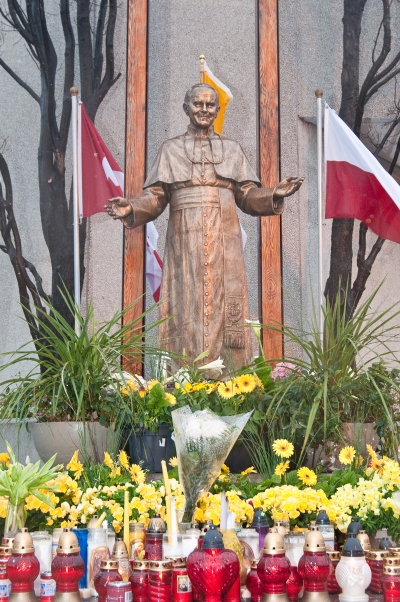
[183,84,220,130]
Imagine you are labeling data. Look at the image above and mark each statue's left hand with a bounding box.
[274,176,305,198]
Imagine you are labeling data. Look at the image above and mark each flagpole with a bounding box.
[199,54,205,83]
[71,86,81,335]
[315,89,324,342]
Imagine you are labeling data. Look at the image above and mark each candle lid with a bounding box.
[341,534,364,557]
[316,509,331,525]
[250,560,258,569]
[366,549,389,560]
[384,555,400,566]
[347,517,363,535]
[383,565,400,575]
[149,560,173,572]
[0,546,13,556]
[252,509,268,528]
[262,529,285,555]
[133,560,149,570]
[379,537,392,550]
[202,525,224,550]
[12,528,34,554]
[165,556,186,567]
[100,559,119,570]
[389,547,400,555]
[129,522,144,530]
[1,537,14,547]
[112,539,129,559]
[57,528,80,554]
[304,528,326,552]
[87,515,100,528]
[356,530,371,550]
[147,514,166,533]
[327,551,340,561]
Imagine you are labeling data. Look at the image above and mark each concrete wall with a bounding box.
[1,0,400,386]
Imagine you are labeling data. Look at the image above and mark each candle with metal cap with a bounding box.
[297,527,331,602]
[366,549,389,594]
[335,529,371,602]
[129,560,149,602]
[94,559,122,602]
[7,528,40,602]
[382,565,400,602]
[51,528,84,602]
[257,527,291,602]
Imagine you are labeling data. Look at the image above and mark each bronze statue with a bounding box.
[105,84,303,370]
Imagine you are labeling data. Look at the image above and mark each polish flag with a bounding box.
[78,103,163,301]
[325,104,400,244]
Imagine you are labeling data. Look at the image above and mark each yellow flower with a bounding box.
[366,444,377,458]
[253,374,264,389]
[339,446,356,466]
[297,467,317,486]
[67,451,84,480]
[165,392,177,405]
[147,380,159,390]
[218,381,235,399]
[221,464,230,474]
[119,450,130,471]
[104,452,115,470]
[275,461,290,477]
[0,453,10,467]
[272,439,294,459]
[130,464,146,484]
[241,467,257,476]
[138,387,146,398]
[169,457,178,468]
[235,374,256,394]
[120,386,129,396]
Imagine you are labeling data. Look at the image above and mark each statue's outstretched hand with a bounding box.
[274,176,305,199]
[104,197,133,220]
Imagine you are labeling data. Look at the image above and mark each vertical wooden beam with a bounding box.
[123,0,148,374]
[258,0,283,360]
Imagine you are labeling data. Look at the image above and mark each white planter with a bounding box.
[32,421,111,465]
[0,419,40,463]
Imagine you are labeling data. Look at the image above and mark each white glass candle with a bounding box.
[237,528,260,561]
[284,532,306,566]
[336,534,371,602]
[87,527,109,594]
[32,531,52,596]
[181,526,200,557]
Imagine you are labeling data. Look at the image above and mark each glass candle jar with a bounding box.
[335,535,371,602]
[237,529,259,562]
[51,529,84,602]
[168,556,192,602]
[94,559,122,602]
[163,533,183,558]
[145,534,164,561]
[251,509,269,552]
[326,550,341,594]
[149,560,173,602]
[257,531,291,597]
[285,566,303,602]
[106,580,133,602]
[129,523,145,560]
[87,527,109,592]
[7,529,40,602]
[111,539,132,581]
[316,510,335,552]
[40,571,56,602]
[366,549,389,594]
[382,565,400,602]
[72,528,88,589]
[31,531,52,597]
[51,529,63,560]
[284,532,306,567]
[129,560,149,602]
[181,527,200,558]
[0,567,11,602]
[245,560,263,602]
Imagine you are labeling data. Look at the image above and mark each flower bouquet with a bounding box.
[171,406,252,523]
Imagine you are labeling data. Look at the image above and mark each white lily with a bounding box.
[197,356,225,374]
[245,318,263,355]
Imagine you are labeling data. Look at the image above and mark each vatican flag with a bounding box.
[201,58,233,134]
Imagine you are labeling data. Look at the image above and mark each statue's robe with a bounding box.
[123,124,283,371]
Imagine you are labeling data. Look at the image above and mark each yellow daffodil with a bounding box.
[272,439,294,459]
[338,446,356,466]
[297,467,317,486]
[66,451,84,480]
[275,461,290,477]
[217,380,235,399]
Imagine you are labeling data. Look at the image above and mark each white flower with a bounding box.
[245,319,261,338]
[185,414,228,440]
[197,357,225,375]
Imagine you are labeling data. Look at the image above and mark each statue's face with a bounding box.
[184,88,219,130]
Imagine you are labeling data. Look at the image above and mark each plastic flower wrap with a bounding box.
[171,406,252,523]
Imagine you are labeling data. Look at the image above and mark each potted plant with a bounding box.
[0,290,163,464]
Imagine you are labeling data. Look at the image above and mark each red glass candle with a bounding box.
[297,528,331,602]
[257,530,291,597]
[166,556,192,602]
[223,574,240,602]
[0,567,11,602]
[129,560,149,602]
[285,567,303,602]
[326,550,341,594]
[382,565,400,602]
[246,561,263,602]
[149,560,173,602]
[145,515,166,561]
[51,528,84,602]
[7,529,40,602]
[106,581,133,602]
[94,559,122,602]
[187,526,239,602]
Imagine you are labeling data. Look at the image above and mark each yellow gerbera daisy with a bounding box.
[130,464,146,484]
[275,461,290,477]
[338,446,356,465]
[165,392,177,405]
[297,467,317,486]
[119,450,130,471]
[218,381,235,399]
[169,457,178,468]
[241,466,257,476]
[272,439,294,459]
[235,374,256,394]
[371,457,383,472]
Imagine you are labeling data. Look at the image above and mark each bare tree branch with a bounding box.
[0,57,40,102]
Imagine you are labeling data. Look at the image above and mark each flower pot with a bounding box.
[32,421,110,464]
[128,424,176,473]
[342,422,378,454]
[0,419,40,463]
[225,441,252,473]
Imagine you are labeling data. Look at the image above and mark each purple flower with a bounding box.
[271,362,296,381]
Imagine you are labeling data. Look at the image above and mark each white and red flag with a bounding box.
[77,103,163,301]
[325,104,400,243]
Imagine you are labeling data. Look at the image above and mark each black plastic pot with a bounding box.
[128,424,176,473]
[225,440,252,473]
